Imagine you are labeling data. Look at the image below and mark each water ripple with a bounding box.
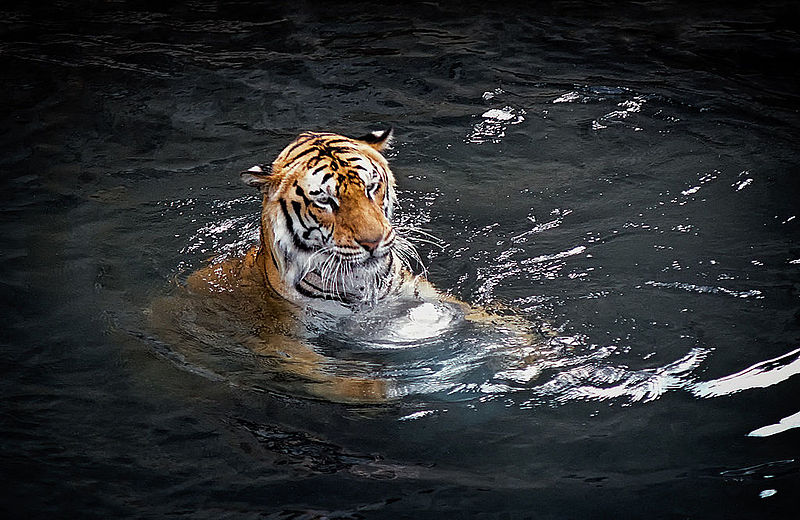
[692,347,800,398]
[643,280,763,299]
[749,410,800,437]
[517,347,709,406]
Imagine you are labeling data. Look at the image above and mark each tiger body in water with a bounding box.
[177,129,537,402]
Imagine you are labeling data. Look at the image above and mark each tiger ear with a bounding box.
[240,165,274,193]
[357,127,393,152]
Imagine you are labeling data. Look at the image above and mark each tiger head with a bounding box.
[241,129,413,302]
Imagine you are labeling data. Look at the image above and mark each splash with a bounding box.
[465,105,526,144]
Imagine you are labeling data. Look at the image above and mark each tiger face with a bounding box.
[242,129,413,302]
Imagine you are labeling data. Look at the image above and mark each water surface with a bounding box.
[2,1,799,518]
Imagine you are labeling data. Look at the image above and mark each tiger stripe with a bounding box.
[242,129,421,305]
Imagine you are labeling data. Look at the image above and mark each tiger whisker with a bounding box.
[333,256,345,301]
[319,253,337,295]
[293,223,435,304]
[404,236,445,249]
[394,236,428,276]
[394,225,445,250]
[300,245,335,279]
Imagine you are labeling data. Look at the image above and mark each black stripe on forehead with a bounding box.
[338,167,368,188]
[286,137,391,195]
[285,146,317,166]
[310,159,370,190]
[317,138,351,146]
[306,151,346,172]
[282,132,337,162]
[283,135,314,157]
[283,134,355,168]
[284,132,326,157]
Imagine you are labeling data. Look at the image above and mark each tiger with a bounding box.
[177,129,537,402]
[187,129,447,306]
[237,128,431,305]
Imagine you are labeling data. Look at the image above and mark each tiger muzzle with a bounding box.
[356,236,382,254]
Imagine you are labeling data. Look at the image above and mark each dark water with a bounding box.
[2,1,800,518]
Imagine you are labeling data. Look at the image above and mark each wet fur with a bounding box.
[159,130,536,403]
[180,130,444,402]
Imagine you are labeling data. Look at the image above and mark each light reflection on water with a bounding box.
[162,216,800,407]
[177,195,260,259]
[167,152,793,411]
[693,347,800,399]
[5,2,800,516]
[168,208,669,409]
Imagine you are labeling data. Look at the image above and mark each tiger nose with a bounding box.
[357,237,382,253]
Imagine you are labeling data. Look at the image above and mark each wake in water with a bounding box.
[144,194,798,410]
